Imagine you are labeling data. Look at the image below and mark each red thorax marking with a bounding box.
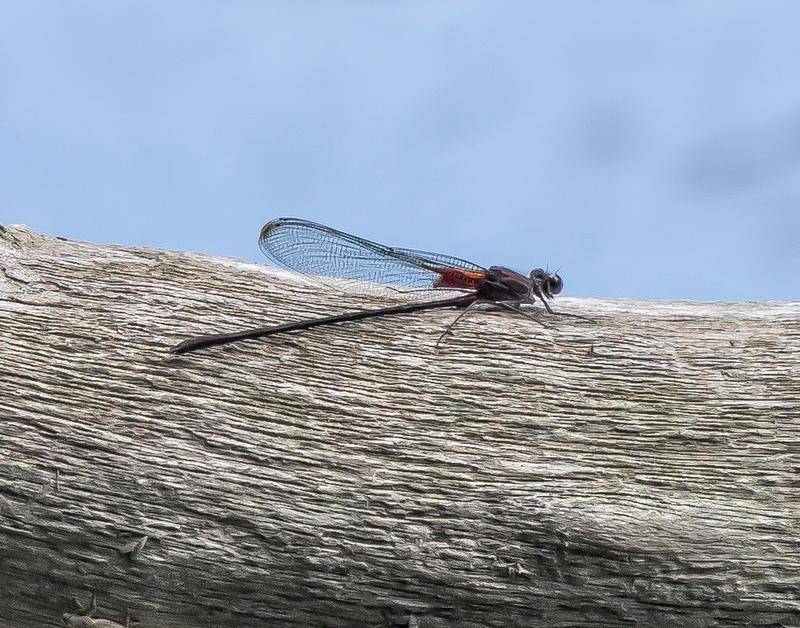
[433,268,486,290]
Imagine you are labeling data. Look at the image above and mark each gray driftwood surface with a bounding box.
[0,224,798,628]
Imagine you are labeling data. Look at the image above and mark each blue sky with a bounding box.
[2,2,799,299]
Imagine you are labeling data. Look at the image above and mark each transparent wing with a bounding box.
[258,218,485,294]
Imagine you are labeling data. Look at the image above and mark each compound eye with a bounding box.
[547,274,563,295]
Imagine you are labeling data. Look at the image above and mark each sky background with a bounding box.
[2,2,799,300]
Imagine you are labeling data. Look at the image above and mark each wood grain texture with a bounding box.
[0,224,798,627]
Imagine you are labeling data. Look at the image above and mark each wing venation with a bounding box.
[258,218,484,294]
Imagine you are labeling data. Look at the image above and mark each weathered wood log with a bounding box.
[0,224,798,627]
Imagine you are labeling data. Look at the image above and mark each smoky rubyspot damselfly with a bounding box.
[170,218,572,354]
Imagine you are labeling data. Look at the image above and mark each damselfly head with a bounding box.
[530,268,563,299]
[547,273,563,297]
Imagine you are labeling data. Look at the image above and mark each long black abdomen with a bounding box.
[170,295,473,354]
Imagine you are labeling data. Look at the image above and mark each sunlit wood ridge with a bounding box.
[1,224,798,627]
